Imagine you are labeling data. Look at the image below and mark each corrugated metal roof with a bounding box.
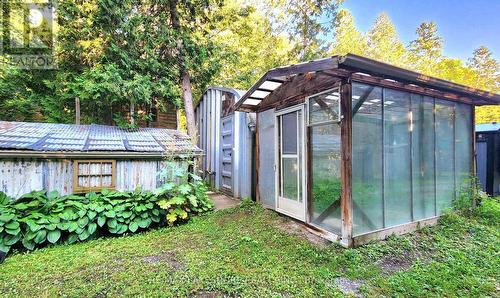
[476,123,500,132]
[0,121,202,155]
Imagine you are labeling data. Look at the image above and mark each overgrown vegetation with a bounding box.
[0,195,497,297]
[0,162,213,257]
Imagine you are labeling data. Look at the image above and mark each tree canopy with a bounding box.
[0,1,498,126]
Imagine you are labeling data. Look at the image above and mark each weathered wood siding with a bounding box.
[0,158,187,198]
[0,159,44,198]
[115,160,158,191]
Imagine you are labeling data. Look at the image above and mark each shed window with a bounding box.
[73,160,116,193]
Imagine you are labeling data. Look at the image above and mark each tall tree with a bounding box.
[208,0,293,89]
[281,0,342,61]
[467,46,500,92]
[365,13,407,66]
[467,46,500,124]
[408,21,443,74]
[167,0,223,138]
[330,8,366,56]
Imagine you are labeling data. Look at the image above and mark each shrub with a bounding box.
[0,163,213,257]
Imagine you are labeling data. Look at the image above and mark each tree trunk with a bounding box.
[130,100,135,126]
[169,0,197,139]
[75,97,80,125]
[181,69,197,138]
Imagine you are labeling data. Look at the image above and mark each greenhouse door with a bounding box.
[276,106,306,221]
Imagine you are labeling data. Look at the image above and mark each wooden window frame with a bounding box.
[73,160,116,193]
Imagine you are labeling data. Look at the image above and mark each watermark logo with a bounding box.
[1,0,57,69]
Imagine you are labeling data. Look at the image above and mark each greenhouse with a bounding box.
[235,54,500,247]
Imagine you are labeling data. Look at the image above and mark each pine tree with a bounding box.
[365,13,407,66]
[330,9,366,56]
[283,0,342,61]
[467,46,500,124]
[408,21,443,74]
[467,46,500,92]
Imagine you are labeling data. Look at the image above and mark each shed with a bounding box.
[476,123,500,196]
[235,54,500,247]
[194,87,255,199]
[0,121,202,198]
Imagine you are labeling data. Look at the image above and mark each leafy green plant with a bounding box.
[155,159,213,225]
[454,176,487,214]
[0,163,213,258]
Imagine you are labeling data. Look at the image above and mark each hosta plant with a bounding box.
[0,163,213,259]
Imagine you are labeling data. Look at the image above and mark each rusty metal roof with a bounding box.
[0,121,202,156]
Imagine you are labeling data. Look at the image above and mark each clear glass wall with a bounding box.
[383,89,412,227]
[455,103,473,195]
[308,89,342,234]
[411,95,436,220]
[435,100,455,214]
[352,82,472,236]
[352,84,384,234]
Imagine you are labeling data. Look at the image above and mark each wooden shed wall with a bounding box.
[0,158,187,198]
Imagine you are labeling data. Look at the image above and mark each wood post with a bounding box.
[75,97,80,125]
[340,79,353,247]
[255,113,260,202]
[471,106,477,207]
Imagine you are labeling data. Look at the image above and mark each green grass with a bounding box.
[0,198,498,297]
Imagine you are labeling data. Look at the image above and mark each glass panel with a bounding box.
[384,89,412,227]
[298,111,303,202]
[352,83,384,235]
[455,103,472,195]
[411,95,436,220]
[282,112,297,154]
[310,123,342,234]
[309,89,340,123]
[435,99,455,214]
[282,157,298,200]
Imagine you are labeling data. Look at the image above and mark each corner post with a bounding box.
[471,106,477,207]
[340,79,353,247]
[255,112,260,202]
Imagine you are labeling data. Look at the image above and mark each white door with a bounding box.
[276,107,306,221]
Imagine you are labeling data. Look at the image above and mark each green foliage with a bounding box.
[311,178,341,213]
[0,0,221,127]
[155,160,214,225]
[365,13,407,66]
[208,0,294,89]
[0,195,497,296]
[1,1,499,126]
[0,172,212,257]
[330,9,366,56]
[282,0,342,61]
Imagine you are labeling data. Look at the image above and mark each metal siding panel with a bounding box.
[215,90,221,189]
[210,90,220,172]
[209,90,213,172]
[237,111,254,199]
[206,90,211,172]
[203,93,208,171]
[233,112,240,197]
[258,109,276,208]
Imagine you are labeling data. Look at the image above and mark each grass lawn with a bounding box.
[0,199,498,297]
